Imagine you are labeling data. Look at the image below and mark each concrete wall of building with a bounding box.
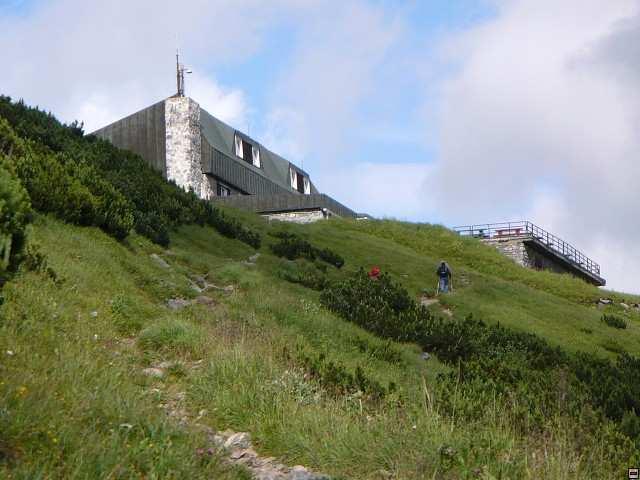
[525,245,574,275]
[262,209,326,224]
[211,193,357,218]
[482,236,573,275]
[92,100,167,174]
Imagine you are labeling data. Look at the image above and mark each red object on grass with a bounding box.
[368,266,381,278]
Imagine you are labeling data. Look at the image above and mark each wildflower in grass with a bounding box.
[16,385,28,397]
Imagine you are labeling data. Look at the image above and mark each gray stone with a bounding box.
[248,253,261,263]
[142,367,164,378]
[256,471,286,480]
[620,302,630,310]
[190,274,207,288]
[263,210,325,224]
[167,298,191,310]
[150,253,170,268]
[598,298,613,305]
[157,360,177,369]
[421,352,431,361]
[287,470,331,480]
[195,295,216,307]
[210,434,226,447]
[224,432,251,450]
[230,448,253,460]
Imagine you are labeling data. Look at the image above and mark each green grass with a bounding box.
[1,213,639,478]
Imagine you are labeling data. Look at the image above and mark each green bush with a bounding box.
[601,314,627,329]
[317,247,345,268]
[0,117,134,238]
[321,268,640,437]
[134,211,171,248]
[291,347,394,402]
[0,96,261,249]
[22,242,58,282]
[320,268,429,343]
[276,260,329,291]
[270,231,343,268]
[0,162,32,283]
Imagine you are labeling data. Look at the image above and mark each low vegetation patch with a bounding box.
[276,259,330,291]
[138,318,203,356]
[0,96,261,249]
[270,231,344,268]
[286,346,396,403]
[321,268,640,444]
[601,314,627,329]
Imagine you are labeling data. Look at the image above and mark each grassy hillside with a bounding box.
[1,212,638,479]
[2,97,640,478]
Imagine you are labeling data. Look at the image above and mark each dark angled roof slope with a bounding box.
[199,106,319,195]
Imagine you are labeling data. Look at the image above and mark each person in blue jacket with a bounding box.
[436,260,452,294]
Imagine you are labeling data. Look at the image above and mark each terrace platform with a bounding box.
[453,221,606,286]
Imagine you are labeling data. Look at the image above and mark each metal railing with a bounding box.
[453,221,601,276]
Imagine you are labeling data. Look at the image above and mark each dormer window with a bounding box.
[234,133,261,168]
[289,167,297,190]
[252,145,261,168]
[234,134,243,158]
[289,166,310,194]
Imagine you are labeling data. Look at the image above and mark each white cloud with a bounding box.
[316,162,432,219]
[262,1,404,161]
[189,74,247,128]
[0,0,317,131]
[428,0,640,292]
[257,1,435,221]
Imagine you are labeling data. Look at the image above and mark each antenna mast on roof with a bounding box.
[175,50,192,97]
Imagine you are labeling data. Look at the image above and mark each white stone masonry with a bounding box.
[165,97,213,200]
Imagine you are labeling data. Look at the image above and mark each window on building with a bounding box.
[289,166,311,194]
[289,167,297,189]
[241,139,253,165]
[296,172,305,193]
[217,183,231,197]
[235,133,262,168]
[234,134,243,159]
[252,145,261,168]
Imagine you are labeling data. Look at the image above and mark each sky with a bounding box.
[1,0,639,293]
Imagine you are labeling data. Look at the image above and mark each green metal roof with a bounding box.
[198,104,318,195]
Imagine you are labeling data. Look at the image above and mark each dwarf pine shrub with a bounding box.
[276,260,329,291]
[292,348,394,402]
[0,162,32,282]
[0,96,261,249]
[601,314,627,329]
[270,231,343,268]
[321,268,640,438]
